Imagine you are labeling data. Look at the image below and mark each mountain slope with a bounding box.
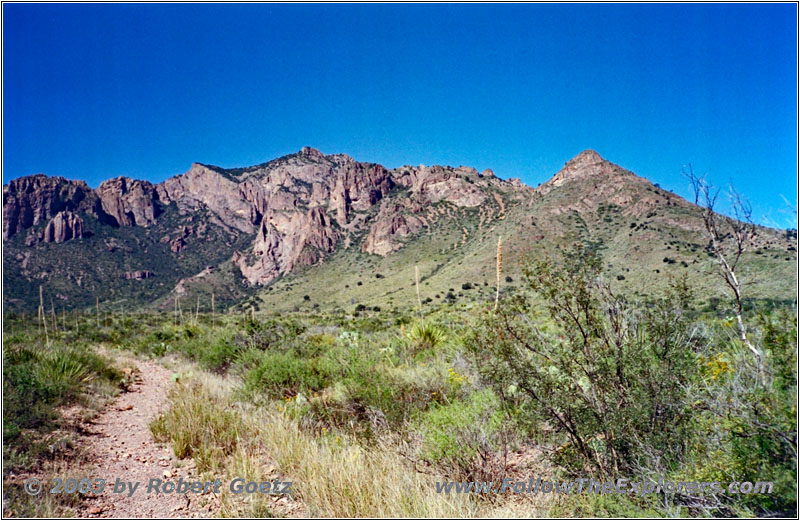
[3,148,796,313]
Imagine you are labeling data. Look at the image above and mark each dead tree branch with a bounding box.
[685,166,763,377]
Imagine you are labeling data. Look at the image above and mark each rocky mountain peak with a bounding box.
[568,149,604,166]
[540,149,622,192]
[4,147,794,315]
[299,146,325,159]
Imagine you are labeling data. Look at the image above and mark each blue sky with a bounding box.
[3,3,797,227]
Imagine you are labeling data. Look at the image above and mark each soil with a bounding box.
[77,358,215,518]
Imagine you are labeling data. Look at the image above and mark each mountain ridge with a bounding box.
[4,148,796,313]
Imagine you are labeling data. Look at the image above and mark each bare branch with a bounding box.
[684,167,763,380]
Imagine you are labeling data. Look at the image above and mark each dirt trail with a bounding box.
[78,358,214,518]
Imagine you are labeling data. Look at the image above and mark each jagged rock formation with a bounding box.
[96,177,159,227]
[3,175,93,239]
[393,165,487,207]
[158,163,256,233]
[3,147,795,312]
[234,206,340,284]
[43,210,85,243]
[362,202,425,256]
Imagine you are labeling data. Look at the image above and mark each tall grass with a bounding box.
[151,378,480,517]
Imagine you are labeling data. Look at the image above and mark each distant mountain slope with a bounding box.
[3,148,796,313]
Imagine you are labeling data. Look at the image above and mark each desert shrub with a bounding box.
[239,350,333,400]
[414,389,503,480]
[467,251,699,477]
[685,308,797,516]
[198,334,241,373]
[467,248,797,516]
[301,332,338,357]
[552,489,664,517]
[237,317,306,350]
[3,340,120,453]
[295,333,459,435]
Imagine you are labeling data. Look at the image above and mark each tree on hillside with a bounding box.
[685,166,762,375]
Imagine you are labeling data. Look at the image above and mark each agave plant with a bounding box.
[406,321,447,353]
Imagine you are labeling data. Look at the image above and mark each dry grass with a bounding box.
[152,371,485,517]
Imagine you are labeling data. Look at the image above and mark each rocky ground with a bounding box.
[77,358,213,518]
[72,356,304,518]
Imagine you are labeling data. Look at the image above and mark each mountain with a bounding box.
[3,148,796,313]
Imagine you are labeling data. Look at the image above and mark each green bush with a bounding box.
[414,390,503,479]
[467,251,699,477]
[685,308,797,516]
[406,321,446,354]
[3,340,120,455]
[240,350,332,399]
[198,335,241,373]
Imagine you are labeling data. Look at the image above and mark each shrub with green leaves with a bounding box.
[414,389,503,480]
[467,251,699,477]
[239,350,332,399]
[685,308,797,516]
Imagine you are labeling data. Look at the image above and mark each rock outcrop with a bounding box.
[158,164,256,233]
[235,206,340,285]
[362,202,424,255]
[96,177,159,227]
[3,147,537,289]
[123,270,155,280]
[43,210,85,243]
[539,150,620,194]
[393,165,486,207]
[3,175,93,239]
[6,146,794,315]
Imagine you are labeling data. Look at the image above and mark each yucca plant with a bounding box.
[33,348,93,399]
[406,321,447,353]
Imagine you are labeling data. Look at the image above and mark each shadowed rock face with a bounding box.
[3,175,94,239]
[96,177,160,227]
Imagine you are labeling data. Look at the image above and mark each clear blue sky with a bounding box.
[3,3,797,227]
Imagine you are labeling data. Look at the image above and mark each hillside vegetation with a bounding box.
[4,149,796,314]
[4,248,796,516]
[3,148,796,518]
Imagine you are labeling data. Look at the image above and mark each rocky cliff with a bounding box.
[3,147,795,312]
